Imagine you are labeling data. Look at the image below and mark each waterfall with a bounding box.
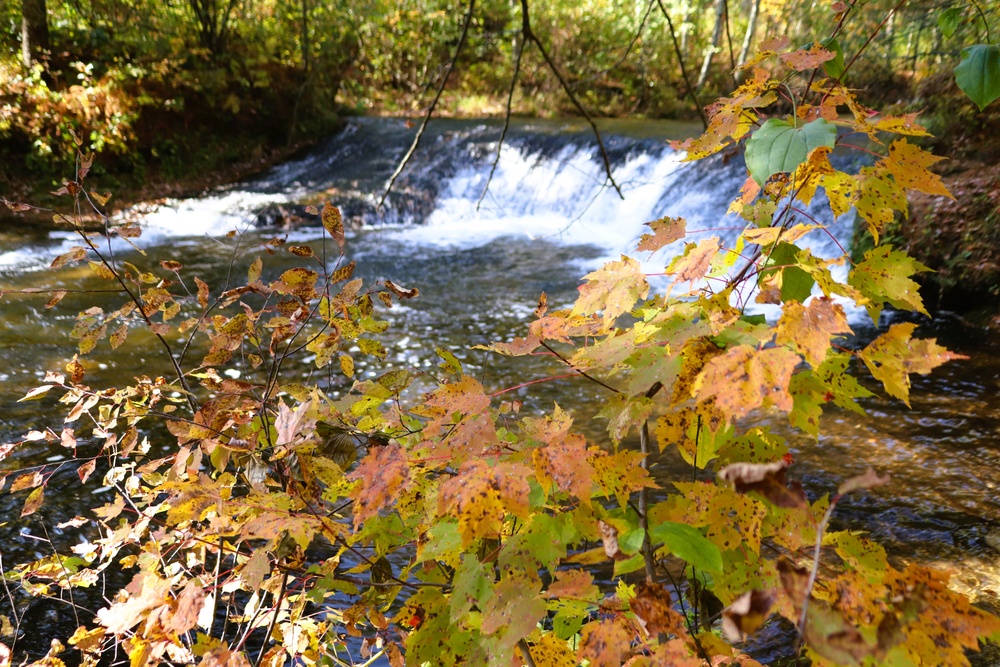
[0,117,861,282]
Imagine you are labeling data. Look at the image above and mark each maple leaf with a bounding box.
[438,460,531,545]
[572,255,649,326]
[695,345,801,420]
[164,578,206,635]
[97,570,173,635]
[666,237,720,288]
[848,245,930,323]
[413,376,499,463]
[776,297,852,367]
[577,619,632,667]
[348,443,411,529]
[873,113,930,136]
[589,449,655,507]
[522,403,574,445]
[532,433,593,499]
[481,571,546,646]
[544,569,599,600]
[596,394,653,442]
[855,163,908,244]
[671,69,776,160]
[527,634,577,667]
[883,139,953,198]
[858,322,966,406]
[779,43,836,70]
[636,216,686,253]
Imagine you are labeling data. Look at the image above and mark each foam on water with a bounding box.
[2,119,863,319]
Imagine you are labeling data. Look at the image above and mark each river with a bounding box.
[1,117,998,663]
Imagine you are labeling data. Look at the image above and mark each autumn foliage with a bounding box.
[3,16,1000,667]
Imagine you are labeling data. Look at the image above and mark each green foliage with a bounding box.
[3,9,1000,667]
[955,44,1000,110]
[745,117,837,186]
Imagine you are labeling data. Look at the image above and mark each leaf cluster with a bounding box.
[2,24,999,667]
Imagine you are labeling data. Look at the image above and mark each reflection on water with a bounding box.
[1,118,999,663]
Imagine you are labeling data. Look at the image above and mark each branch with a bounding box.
[638,382,663,584]
[540,341,621,394]
[377,0,477,209]
[519,0,624,199]
[518,638,538,667]
[477,33,524,210]
[655,0,708,129]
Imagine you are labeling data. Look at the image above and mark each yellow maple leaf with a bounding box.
[884,139,953,199]
[776,297,853,367]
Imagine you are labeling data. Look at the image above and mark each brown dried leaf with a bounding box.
[51,246,87,269]
[718,459,807,508]
[597,520,626,561]
[631,581,687,637]
[385,279,419,299]
[45,290,68,309]
[721,590,776,642]
[837,468,890,496]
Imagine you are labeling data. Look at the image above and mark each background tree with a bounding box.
[20,0,48,67]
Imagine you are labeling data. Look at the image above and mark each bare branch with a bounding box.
[519,0,624,199]
[477,35,524,210]
[655,0,708,129]
[377,0,477,209]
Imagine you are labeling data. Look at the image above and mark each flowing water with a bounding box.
[1,117,999,663]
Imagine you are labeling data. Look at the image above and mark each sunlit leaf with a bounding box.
[857,322,966,406]
[745,118,837,186]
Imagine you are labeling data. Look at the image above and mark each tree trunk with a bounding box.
[737,0,760,69]
[21,0,49,68]
[696,0,726,89]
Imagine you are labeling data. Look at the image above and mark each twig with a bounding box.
[377,0,477,209]
[638,382,663,584]
[540,341,621,394]
[655,0,708,129]
[254,569,288,667]
[795,498,836,662]
[519,0,624,199]
[477,34,524,210]
[518,638,538,667]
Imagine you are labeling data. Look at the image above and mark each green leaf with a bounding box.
[848,245,929,323]
[745,118,837,185]
[821,38,845,78]
[649,521,723,573]
[450,556,493,622]
[955,44,1000,110]
[765,242,815,303]
[938,7,962,38]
